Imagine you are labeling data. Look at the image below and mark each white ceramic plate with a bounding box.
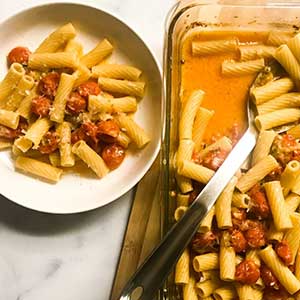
[0,3,161,214]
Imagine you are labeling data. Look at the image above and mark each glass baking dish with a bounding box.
[161,1,300,299]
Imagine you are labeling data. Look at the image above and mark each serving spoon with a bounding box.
[118,64,282,300]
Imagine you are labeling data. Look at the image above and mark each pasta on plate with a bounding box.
[0,23,150,183]
[174,29,300,300]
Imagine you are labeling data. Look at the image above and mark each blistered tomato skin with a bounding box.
[260,264,280,289]
[82,122,99,144]
[230,229,247,253]
[243,220,266,248]
[97,120,120,143]
[235,259,260,285]
[191,231,217,252]
[248,184,270,219]
[7,47,31,65]
[0,119,28,140]
[38,72,60,99]
[275,240,293,266]
[66,92,87,115]
[77,81,101,99]
[101,143,125,170]
[263,287,289,300]
[201,148,229,171]
[71,127,86,145]
[31,96,51,117]
[38,131,59,154]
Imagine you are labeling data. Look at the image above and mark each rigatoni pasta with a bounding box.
[35,23,76,53]
[251,77,294,105]
[92,64,142,81]
[0,63,25,107]
[173,28,300,300]
[0,23,149,182]
[80,39,113,68]
[222,59,264,76]
[98,77,145,98]
[15,156,62,182]
[72,140,109,178]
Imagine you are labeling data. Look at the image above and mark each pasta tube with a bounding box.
[15,118,52,152]
[4,75,35,111]
[236,155,279,193]
[193,253,219,272]
[288,33,300,64]
[259,245,300,294]
[239,44,276,61]
[92,64,142,81]
[274,45,300,89]
[232,192,250,209]
[199,206,215,233]
[80,39,113,68]
[264,181,293,231]
[222,59,264,76]
[251,130,276,166]
[116,131,131,149]
[88,95,137,114]
[72,141,109,178]
[195,278,221,298]
[219,231,236,281]
[267,30,294,46]
[0,63,25,107]
[213,286,237,300]
[28,52,79,70]
[35,23,76,53]
[98,77,145,98]
[57,122,75,167]
[179,90,204,140]
[50,73,76,123]
[192,107,214,150]
[257,93,300,115]
[115,114,150,148]
[255,108,300,131]
[16,86,38,119]
[64,39,83,57]
[267,223,284,242]
[288,124,300,138]
[286,193,300,212]
[196,136,232,160]
[174,206,188,221]
[176,193,190,207]
[73,64,91,87]
[15,156,62,182]
[178,160,215,184]
[215,176,237,229]
[175,249,190,285]
[251,77,294,105]
[183,276,198,300]
[192,39,238,56]
[284,213,300,264]
[281,160,300,195]
[176,139,194,194]
[0,109,19,129]
[49,151,60,167]
[236,284,263,300]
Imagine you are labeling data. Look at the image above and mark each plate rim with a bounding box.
[0,1,162,214]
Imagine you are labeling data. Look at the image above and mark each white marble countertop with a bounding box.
[0,0,174,299]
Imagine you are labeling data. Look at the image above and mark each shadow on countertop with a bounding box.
[0,189,134,236]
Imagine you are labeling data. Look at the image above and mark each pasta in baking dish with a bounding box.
[0,23,150,183]
[174,29,300,300]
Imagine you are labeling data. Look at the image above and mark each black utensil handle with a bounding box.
[119,201,207,300]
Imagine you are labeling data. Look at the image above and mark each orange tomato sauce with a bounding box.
[181,30,268,144]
